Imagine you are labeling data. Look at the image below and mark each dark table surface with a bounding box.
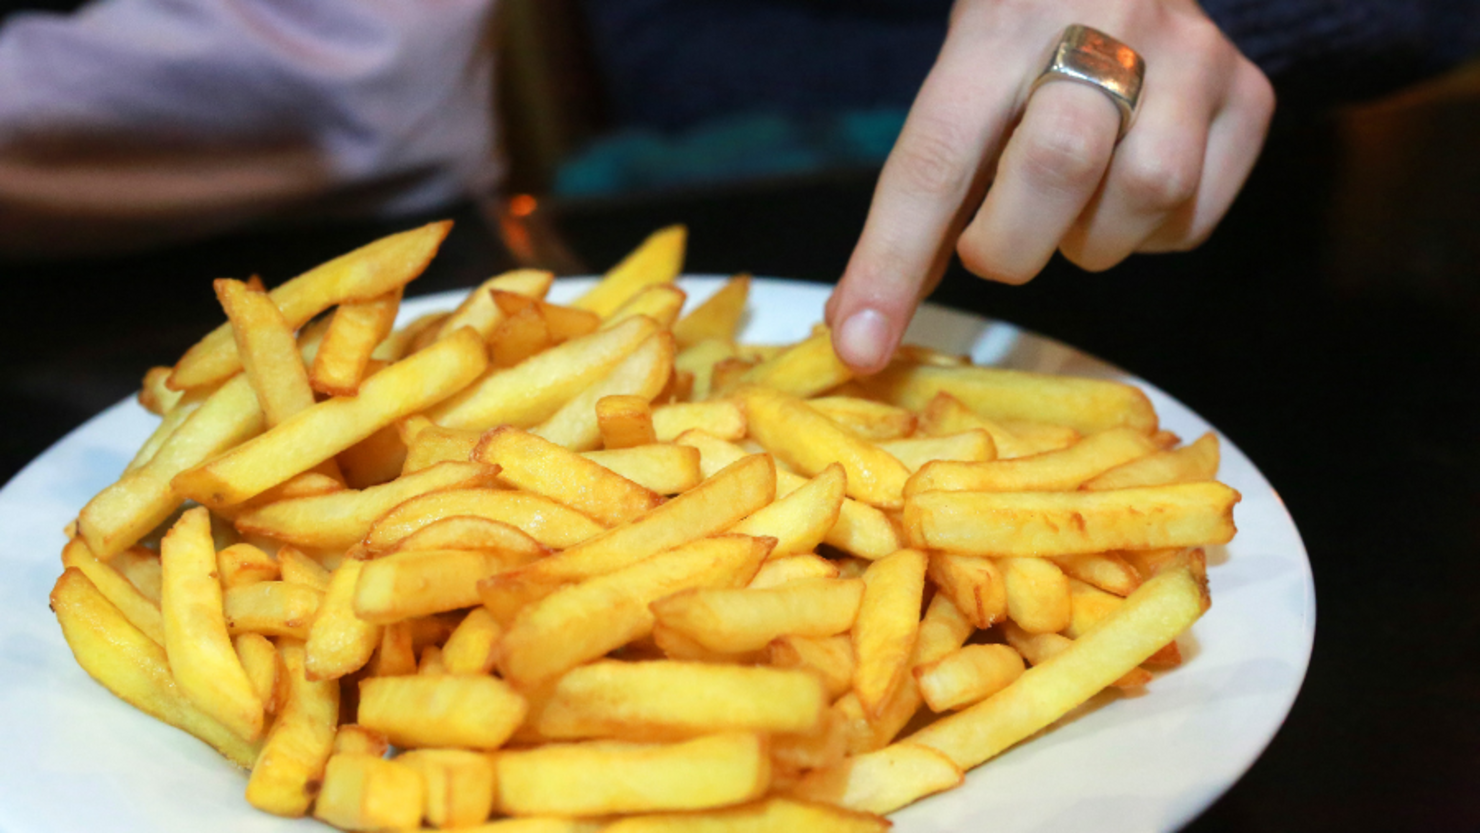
[2,108,1477,831]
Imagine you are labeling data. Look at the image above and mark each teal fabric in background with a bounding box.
[554,107,907,198]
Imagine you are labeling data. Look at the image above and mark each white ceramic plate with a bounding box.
[0,277,1314,833]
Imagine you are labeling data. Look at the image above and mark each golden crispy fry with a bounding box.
[676,430,902,560]
[671,274,750,348]
[904,482,1240,556]
[428,315,659,431]
[908,559,1208,768]
[652,577,864,654]
[60,536,164,645]
[313,752,425,832]
[358,675,527,750]
[234,460,499,550]
[396,748,498,828]
[353,548,540,624]
[216,278,319,428]
[476,426,662,526]
[497,732,768,817]
[532,332,675,451]
[927,552,1006,629]
[877,430,994,472]
[495,535,771,686]
[311,288,403,397]
[904,427,1158,496]
[914,644,1025,712]
[217,542,279,589]
[160,507,264,741]
[246,640,340,816]
[583,444,703,495]
[597,394,658,449]
[915,391,1059,459]
[111,544,163,604]
[768,634,855,701]
[224,581,324,639]
[862,362,1158,435]
[277,545,332,592]
[333,724,390,756]
[1083,431,1221,490]
[171,220,450,390]
[1050,551,1142,597]
[732,330,852,399]
[747,553,840,589]
[492,289,602,342]
[491,305,555,368]
[138,365,183,416]
[1000,621,1151,690]
[305,559,382,681]
[537,660,825,741]
[807,396,917,441]
[442,606,502,675]
[174,329,489,508]
[790,742,963,815]
[125,388,208,475]
[1061,577,1185,669]
[50,568,262,767]
[675,338,738,402]
[80,372,264,559]
[365,488,603,552]
[572,225,686,318]
[652,400,746,442]
[387,515,552,559]
[401,420,481,472]
[605,284,688,329]
[601,797,889,833]
[851,549,928,717]
[439,269,555,342]
[740,386,909,510]
[479,454,776,619]
[1000,557,1071,634]
[234,633,281,713]
[370,621,418,678]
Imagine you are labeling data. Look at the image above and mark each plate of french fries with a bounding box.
[0,223,1313,833]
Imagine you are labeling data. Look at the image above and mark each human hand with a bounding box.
[824,0,1274,373]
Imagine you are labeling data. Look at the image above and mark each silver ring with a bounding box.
[1030,24,1145,140]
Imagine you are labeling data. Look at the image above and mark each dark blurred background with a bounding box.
[2,1,1479,830]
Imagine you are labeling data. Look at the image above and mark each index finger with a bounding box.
[827,25,1026,373]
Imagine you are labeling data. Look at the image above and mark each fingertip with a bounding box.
[833,307,897,375]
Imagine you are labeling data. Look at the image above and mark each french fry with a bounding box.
[1000,557,1072,634]
[601,797,889,833]
[353,548,539,624]
[370,621,418,677]
[913,644,1025,712]
[495,535,771,686]
[807,396,917,441]
[124,389,207,475]
[475,426,662,526]
[671,274,750,348]
[1000,621,1152,690]
[438,269,555,342]
[735,330,852,399]
[217,542,280,589]
[1051,551,1142,597]
[112,544,163,604]
[278,544,332,592]
[442,606,502,675]
[60,536,165,646]
[851,549,928,717]
[862,362,1158,435]
[160,507,264,741]
[532,331,674,451]
[748,553,840,589]
[313,752,425,832]
[790,742,963,815]
[730,464,845,560]
[79,372,264,559]
[138,365,183,416]
[537,660,826,741]
[675,338,738,402]
[491,305,555,368]
[333,724,390,756]
[305,559,382,681]
[427,315,659,431]
[903,482,1241,556]
[597,394,658,449]
[50,568,261,767]
[170,220,450,390]
[927,552,1006,629]
[915,391,1059,459]
[235,633,281,713]
[311,288,403,397]
[584,444,703,495]
[492,289,602,342]
[387,515,552,559]
[605,283,688,329]
[479,454,776,619]
[174,329,489,508]
[572,224,686,318]
[223,580,324,639]
[216,278,320,429]
[358,675,527,750]
[877,430,995,472]
[904,427,1158,496]
[235,460,499,550]
[246,640,340,816]
[906,559,1209,769]
[401,420,481,473]
[768,634,855,701]
[1082,431,1221,490]
[364,488,603,552]
[497,732,769,817]
[396,748,498,828]
[652,400,746,442]
[651,577,864,654]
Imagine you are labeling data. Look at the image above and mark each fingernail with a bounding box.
[837,308,891,371]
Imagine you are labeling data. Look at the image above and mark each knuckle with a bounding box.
[955,234,1031,285]
[1120,148,1200,212]
[1016,116,1111,194]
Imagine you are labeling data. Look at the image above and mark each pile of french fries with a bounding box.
[52,221,1240,832]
